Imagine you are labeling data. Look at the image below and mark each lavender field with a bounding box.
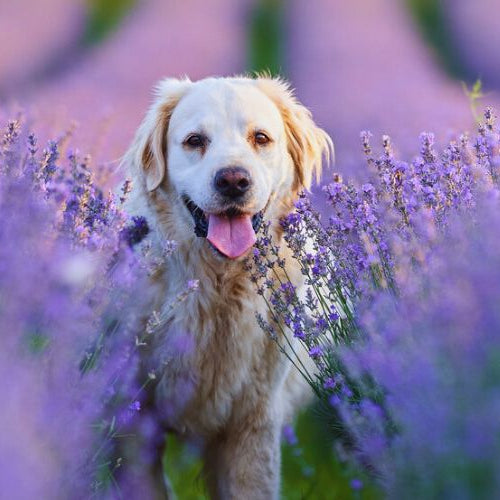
[2,1,500,499]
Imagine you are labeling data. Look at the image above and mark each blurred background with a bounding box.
[1,0,500,177]
[1,0,498,498]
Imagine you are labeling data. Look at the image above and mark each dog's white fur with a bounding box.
[123,76,332,499]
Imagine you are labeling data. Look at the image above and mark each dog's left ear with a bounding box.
[125,77,192,192]
[256,77,333,191]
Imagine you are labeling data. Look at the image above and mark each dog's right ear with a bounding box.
[126,77,192,192]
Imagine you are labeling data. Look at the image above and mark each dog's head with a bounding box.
[127,76,332,260]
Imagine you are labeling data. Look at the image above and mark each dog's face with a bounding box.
[129,76,332,260]
[168,79,293,259]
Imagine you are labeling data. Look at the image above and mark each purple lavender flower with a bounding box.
[339,202,500,497]
[121,215,150,247]
[282,424,299,446]
[308,345,323,359]
[129,401,141,412]
[350,478,363,491]
[187,279,200,291]
[0,119,163,498]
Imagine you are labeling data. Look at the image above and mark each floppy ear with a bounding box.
[125,77,192,192]
[256,77,333,191]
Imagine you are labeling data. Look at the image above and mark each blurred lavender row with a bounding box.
[0,0,86,95]
[444,0,500,89]
[287,0,500,178]
[1,0,500,178]
[2,0,251,169]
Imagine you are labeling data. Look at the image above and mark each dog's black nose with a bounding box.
[214,167,252,199]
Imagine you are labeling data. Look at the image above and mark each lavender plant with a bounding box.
[250,108,500,497]
[338,201,500,498]
[0,119,193,498]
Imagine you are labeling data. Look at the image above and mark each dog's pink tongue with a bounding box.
[207,214,256,259]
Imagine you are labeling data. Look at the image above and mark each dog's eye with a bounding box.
[254,132,271,146]
[184,134,206,148]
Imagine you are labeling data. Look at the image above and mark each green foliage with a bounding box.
[25,330,50,354]
[84,0,137,45]
[281,407,381,500]
[163,434,206,499]
[406,0,469,80]
[248,0,284,77]
[462,79,486,122]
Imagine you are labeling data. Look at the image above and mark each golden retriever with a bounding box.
[123,75,332,499]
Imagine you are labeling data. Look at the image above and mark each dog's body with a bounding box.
[123,76,331,499]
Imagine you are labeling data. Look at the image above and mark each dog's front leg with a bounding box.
[204,403,282,500]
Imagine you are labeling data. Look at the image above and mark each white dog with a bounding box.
[123,75,332,499]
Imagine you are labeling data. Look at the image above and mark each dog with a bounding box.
[123,75,332,499]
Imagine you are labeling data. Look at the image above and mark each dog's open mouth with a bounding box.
[183,196,264,259]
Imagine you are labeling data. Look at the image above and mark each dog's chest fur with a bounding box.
[149,246,287,438]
